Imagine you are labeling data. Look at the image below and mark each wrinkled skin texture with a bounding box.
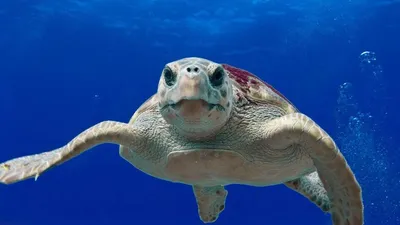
[0,57,363,225]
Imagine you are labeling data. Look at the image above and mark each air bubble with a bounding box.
[335,51,398,225]
[359,51,377,64]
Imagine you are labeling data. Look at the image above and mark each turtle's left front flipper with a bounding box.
[262,113,364,225]
[0,121,145,185]
[284,171,331,212]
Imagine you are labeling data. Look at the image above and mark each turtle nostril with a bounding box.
[186,66,199,73]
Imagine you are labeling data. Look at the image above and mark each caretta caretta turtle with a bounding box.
[0,57,363,225]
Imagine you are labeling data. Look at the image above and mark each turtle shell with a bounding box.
[222,64,298,113]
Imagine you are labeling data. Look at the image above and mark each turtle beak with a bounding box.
[177,75,206,100]
[159,71,219,109]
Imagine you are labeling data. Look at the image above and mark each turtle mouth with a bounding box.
[159,99,230,138]
[163,99,224,112]
[172,99,221,111]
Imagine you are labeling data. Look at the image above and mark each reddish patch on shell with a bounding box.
[222,64,293,104]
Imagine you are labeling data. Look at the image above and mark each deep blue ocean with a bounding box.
[0,1,399,225]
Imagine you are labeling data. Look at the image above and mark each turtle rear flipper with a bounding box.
[285,171,331,212]
[0,121,144,185]
[192,185,228,223]
[262,112,363,225]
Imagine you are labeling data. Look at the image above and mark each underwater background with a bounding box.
[0,0,399,225]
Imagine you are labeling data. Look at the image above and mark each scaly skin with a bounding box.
[0,57,363,225]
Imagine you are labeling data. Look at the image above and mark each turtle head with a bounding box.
[157,57,233,138]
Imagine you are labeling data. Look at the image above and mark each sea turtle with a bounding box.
[0,57,363,225]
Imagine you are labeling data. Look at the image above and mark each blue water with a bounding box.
[0,1,399,225]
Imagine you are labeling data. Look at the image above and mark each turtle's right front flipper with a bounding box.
[0,121,145,185]
[261,113,363,225]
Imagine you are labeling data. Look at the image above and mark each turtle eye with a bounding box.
[209,67,224,87]
[163,67,176,87]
